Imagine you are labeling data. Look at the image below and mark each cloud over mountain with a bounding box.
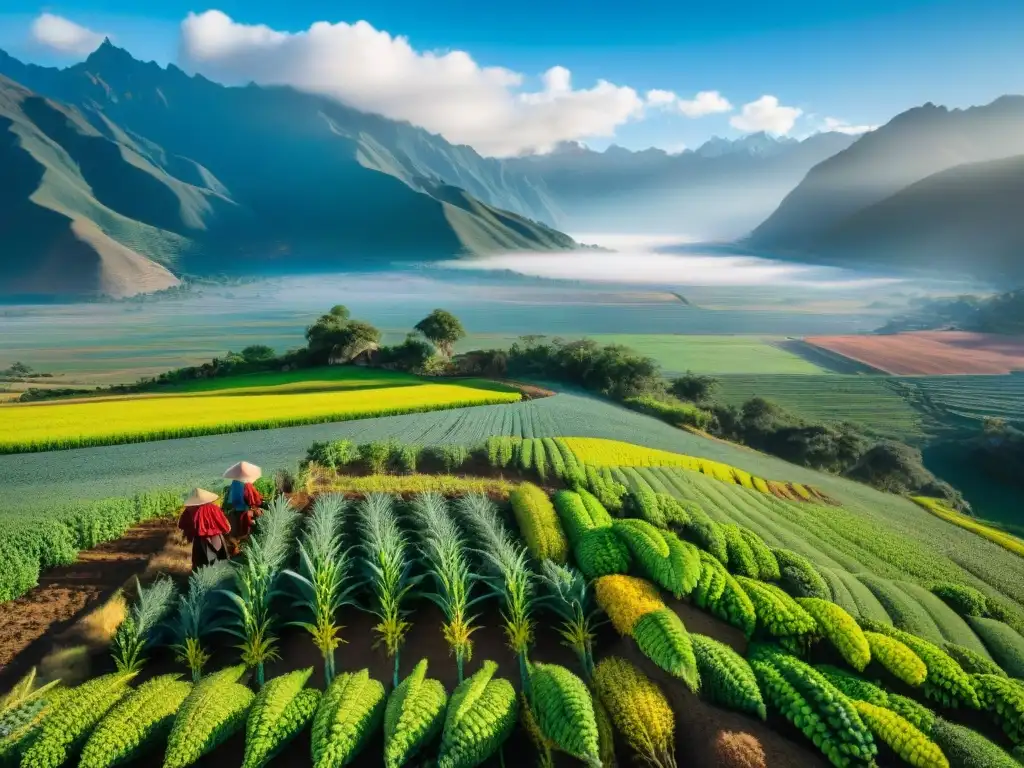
[179,10,646,157]
[30,13,105,55]
[730,95,803,134]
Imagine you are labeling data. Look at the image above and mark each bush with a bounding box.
[384,659,447,768]
[735,577,816,639]
[425,444,470,473]
[312,669,386,768]
[864,631,928,686]
[594,574,663,636]
[797,598,871,671]
[243,668,320,768]
[527,663,600,764]
[391,444,420,474]
[624,394,714,430]
[943,642,1006,677]
[437,661,516,768]
[164,666,254,768]
[973,673,1024,745]
[359,441,393,474]
[849,700,947,768]
[965,616,1024,677]
[931,717,1021,768]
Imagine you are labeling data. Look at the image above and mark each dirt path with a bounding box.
[0,519,178,687]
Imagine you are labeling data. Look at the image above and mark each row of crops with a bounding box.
[5,478,1024,767]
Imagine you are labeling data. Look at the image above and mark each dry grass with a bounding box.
[713,731,768,768]
[77,592,128,647]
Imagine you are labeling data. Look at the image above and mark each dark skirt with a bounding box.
[191,534,229,571]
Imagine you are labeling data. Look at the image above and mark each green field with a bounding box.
[580,334,828,374]
[716,374,929,442]
[906,374,1024,425]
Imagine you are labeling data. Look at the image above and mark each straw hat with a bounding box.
[183,488,219,507]
[223,461,262,482]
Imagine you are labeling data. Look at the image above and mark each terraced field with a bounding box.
[716,374,929,442]
[908,374,1024,425]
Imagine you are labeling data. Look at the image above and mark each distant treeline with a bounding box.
[879,288,1024,334]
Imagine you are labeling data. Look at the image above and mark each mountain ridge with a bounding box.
[0,44,578,299]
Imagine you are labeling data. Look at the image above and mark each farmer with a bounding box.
[178,488,231,571]
[223,460,264,537]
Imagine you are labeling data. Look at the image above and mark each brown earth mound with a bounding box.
[805,331,1024,375]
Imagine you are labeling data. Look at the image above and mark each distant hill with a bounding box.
[748,95,1024,281]
[0,42,576,299]
[810,155,1024,281]
[505,132,857,238]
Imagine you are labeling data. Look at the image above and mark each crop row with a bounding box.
[6,481,1024,768]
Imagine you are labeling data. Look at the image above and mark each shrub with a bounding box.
[861,620,979,709]
[773,548,831,601]
[864,631,927,686]
[164,666,254,768]
[304,439,357,471]
[243,668,321,768]
[80,674,191,768]
[655,494,692,528]
[542,438,567,480]
[630,487,666,527]
[930,717,1020,768]
[519,438,535,472]
[973,673,1024,746]
[664,532,702,598]
[510,483,569,564]
[21,672,135,768]
[849,700,948,768]
[797,598,871,671]
[577,489,614,527]
[437,661,516,768]
[614,519,696,598]
[584,465,626,512]
[532,438,548,481]
[713,732,766,768]
[384,659,448,768]
[624,394,713,430]
[427,444,470,473]
[528,663,600,764]
[359,441,393,474]
[931,583,989,618]
[722,524,759,578]
[679,503,728,563]
[553,439,587,489]
[311,669,386,768]
[943,643,1006,677]
[392,444,420,474]
[691,634,765,719]
[735,577,816,639]
[593,657,677,768]
[633,608,700,692]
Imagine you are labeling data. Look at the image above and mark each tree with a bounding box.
[241,345,276,363]
[328,305,350,319]
[5,361,32,377]
[305,308,380,364]
[414,309,465,357]
[669,372,720,404]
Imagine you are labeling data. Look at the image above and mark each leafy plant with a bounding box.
[973,673,1024,745]
[357,494,417,687]
[632,608,700,692]
[593,656,677,768]
[384,659,447,768]
[773,548,831,601]
[284,494,357,684]
[171,560,233,681]
[849,700,948,768]
[691,634,765,719]
[360,441,393,474]
[410,493,479,681]
[797,597,871,671]
[243,667,321,768]
[736,577,817,639]
[311,669,386,768]
[0,669,64,766]
[437,660,516,768]
[220,496,300,686]
[509,483,569,564]
[79,674,191,768]
[21,672,135,768]
[593,574,663,636]
[931,717,1021,768]
[537,561,600,680]
[163,666,253,768]
[864,631,928,686]
[110,576,178,674]
[527,663,600,766]
[455,494,534,688]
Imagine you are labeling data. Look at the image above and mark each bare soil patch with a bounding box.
[805,331,1024,375]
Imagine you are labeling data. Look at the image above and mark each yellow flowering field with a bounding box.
[0,381,520,453]
[912,496,1024,557]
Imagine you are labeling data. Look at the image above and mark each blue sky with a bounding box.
[1,0,1021,155]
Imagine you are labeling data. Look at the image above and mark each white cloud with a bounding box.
[30,13,105,55]
[730,95,803,134]
[677,90,732,118]
[645,89,732,117]
[179,10,646,157]
[823,117,878,135]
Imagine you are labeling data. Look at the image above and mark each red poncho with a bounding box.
[243,483,263,509]
[178,503,232,541]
